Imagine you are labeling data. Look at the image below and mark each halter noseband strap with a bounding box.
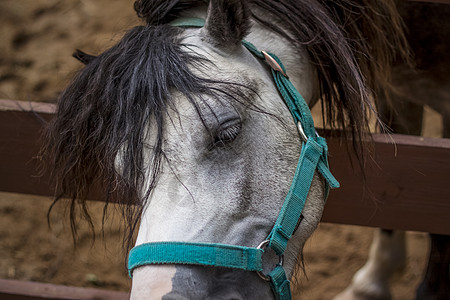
[127,18,339,300]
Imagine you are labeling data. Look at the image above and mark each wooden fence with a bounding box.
[1,95,449,299]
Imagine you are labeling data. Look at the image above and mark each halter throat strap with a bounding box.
[127,18,339,300]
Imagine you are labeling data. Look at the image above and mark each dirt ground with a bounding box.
[0,1,444,299]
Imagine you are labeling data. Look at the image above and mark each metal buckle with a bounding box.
[256,240,284,281]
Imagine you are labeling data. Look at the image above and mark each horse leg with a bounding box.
[333,229,406,300]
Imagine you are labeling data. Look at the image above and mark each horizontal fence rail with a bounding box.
[1,99,449,235]
[0,279,128,300]
[322,131,450,235]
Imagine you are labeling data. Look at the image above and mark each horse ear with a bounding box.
[203,0,250,49]
[72,49,97,65]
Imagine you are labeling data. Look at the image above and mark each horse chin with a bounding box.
[131,265,274,300]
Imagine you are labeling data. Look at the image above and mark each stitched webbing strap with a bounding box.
[242,41,339,255]
[128,242,263,276]
[243,41,339,298]
[269,137,337,255]
[268,265,292,300]
[243,41,339,187]
[169,17,205,28]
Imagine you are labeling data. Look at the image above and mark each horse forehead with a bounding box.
[182,28,317,104]
[182,31,264,74]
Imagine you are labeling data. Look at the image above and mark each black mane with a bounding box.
[44,23,254,248]
[135,0,409,152]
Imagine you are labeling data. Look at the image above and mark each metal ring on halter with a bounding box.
[256,240,284,281]
[297,122,308,142]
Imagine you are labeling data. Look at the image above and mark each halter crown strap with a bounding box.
[169,17,205,28]
[127,18,339,300]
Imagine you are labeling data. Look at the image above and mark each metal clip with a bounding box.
[261,51,287,77]
[297,122,308,142]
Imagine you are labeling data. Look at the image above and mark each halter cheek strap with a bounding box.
[127,18,339,300]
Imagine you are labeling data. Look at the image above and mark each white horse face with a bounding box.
[130,3,326,299]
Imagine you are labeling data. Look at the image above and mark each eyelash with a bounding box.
[213,123,242,147]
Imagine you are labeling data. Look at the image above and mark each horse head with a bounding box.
[129,2,330,298]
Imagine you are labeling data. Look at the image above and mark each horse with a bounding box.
[42,0,409,299]
[335,2,450,300]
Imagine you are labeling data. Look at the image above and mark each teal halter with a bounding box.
[128,18,339,300]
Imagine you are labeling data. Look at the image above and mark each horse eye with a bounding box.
[212,120,242,148]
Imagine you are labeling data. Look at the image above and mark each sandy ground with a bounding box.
[0,1,444,299]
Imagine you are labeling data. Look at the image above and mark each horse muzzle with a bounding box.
[130,265,273,300]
